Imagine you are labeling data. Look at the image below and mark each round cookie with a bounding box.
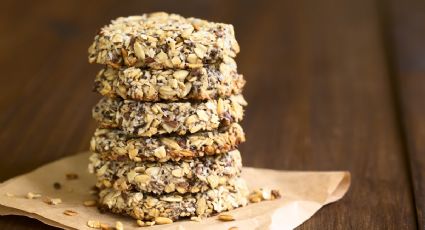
[90,123,245,162]
[97,178,249,221]
[92,95,246,137]
[88,12,240,69]
[94,57,245,102]
[89,150,242,194]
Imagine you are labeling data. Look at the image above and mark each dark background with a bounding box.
[0,0,424,229]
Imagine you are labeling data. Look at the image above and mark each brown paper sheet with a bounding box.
[0,152,350,230]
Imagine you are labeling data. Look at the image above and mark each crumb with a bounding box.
[89,185,99,195]
[249,188,281,203]
[83,200,97,207]
[100,223,110,230]
[26,192,42,199]
[53,182,62,190]
[145,221,155,226]
[87,220,101,228]
[190,216,201,222]
[115,221,124,230]
[43,197,62,205]
[66,173,79,180]
[5,192,14,197]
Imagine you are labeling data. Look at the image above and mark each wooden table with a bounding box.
[0,0,423,229]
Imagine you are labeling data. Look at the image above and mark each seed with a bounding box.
[102,179,112,188]
[106,61,120,69]
[229,227,239,230]
[87,220,101,228]
[194,44,207,59]
[196,110,209,121]
[161,138,181,150]
[248,192,262,203]
[134,42,145,60]
[156,51,168,62]
[132,207,144,220]
[249,195,262,203]
[63,210,78,216]
[134,174,150,185]
[218,214,235,221]
[171,56,182,66]
[164,183,176,193]
[115,221,124,230]
[128,148,138,159]
[171,169,183,178]
[217,98,224,115]
[155,217,173,225]
[159,85,176,97]
[196,197,207,215]
[173,70,189,81]
[187,54,198,64]
[136,220,145,227]
[160,195,182,202]
[207,175,219,188]
[153,146,166,159]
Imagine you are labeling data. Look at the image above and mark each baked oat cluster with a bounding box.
[88,12,248,224]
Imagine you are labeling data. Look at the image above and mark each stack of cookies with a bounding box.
[88,12,248,223]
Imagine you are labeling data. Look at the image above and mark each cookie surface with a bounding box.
[94,57,245,102]
[97,177,249,221]
[90,123,245,162]
[92,95,246,137]
[88,12,240,69]
[89,150,242,194]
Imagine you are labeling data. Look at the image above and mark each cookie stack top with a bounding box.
[88,12,240,69]
[88,12,248,223]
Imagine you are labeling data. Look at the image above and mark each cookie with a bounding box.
[90,123,245,162]
[94,57,245,102]
[89,150,242,194]
[88,12,240,69]
[92,95,246,137]
[97,177,249,221]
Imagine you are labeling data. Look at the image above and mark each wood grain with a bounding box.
[0,0,420,229]
[382,0,425,228]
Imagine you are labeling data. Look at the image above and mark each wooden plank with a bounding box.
[0,0,417,229]
[0,0,110,228]
[233,0,417,229]
[382,0,425,228]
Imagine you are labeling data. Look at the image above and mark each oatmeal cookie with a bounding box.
[94,57,245,101]
[90,123,245,162]
[92,95,246,137]
[97,177,249,221]
[88,12,240,69]
[89,150,242,194]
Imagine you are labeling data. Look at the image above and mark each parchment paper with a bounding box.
[0,152,350,230]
